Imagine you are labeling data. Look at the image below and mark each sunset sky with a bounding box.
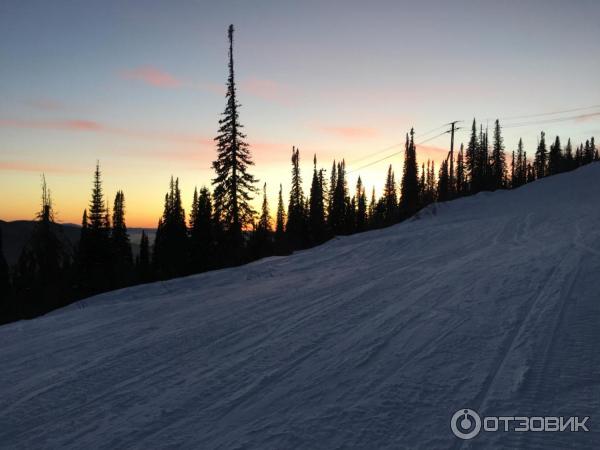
[1,0,599,227]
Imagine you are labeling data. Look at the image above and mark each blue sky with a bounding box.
[1,0,599,225]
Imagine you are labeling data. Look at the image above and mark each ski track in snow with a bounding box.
[1,164,600,449]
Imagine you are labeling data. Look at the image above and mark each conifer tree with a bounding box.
[510,150,515,188]
[466,119,479,192]
[286,147,306,249]
[251,182,273,257]
[274,184,288,254]
[153,177,188,279]
[327,161,337,224]
[77,163,112,295]
[514,138,525,187]
[575,143,584,167]
[400,128,419,217]
[456,144,465,195]
[526,162,535,183]
[330,160,348,234]
[437,160,450,201]
[478,125,490,190]
[0,228,10,315]
[355,177,368,232]
[565,138,574,171]
[583,139,594,163]
[14,176,68,314]
[522,151,529,184]
[111,190,133,287]
[422,160,436,205]
[136,230,151,282]
[309,155,327,244]
[534,131,547,179]
[491,119,506,189]
[382,164,398,224]
[368,187,376,227]
[212,24,257,255]
[548,136,563,175]
[344,194,356,235]
[189,187,214,272]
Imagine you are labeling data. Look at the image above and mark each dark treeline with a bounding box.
[1,25,598,324]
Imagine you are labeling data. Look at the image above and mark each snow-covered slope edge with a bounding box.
[1,163,599,449]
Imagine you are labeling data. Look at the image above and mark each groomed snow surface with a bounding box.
[1,164,599,449]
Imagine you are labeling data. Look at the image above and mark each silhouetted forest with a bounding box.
[0,25,598,324]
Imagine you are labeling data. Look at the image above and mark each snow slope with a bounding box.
[1,164,599,449]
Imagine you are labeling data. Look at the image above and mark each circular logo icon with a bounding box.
[451,408,481,440]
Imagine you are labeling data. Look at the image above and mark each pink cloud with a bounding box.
[574,111,600,123]
[0,117,210,145]
[319,126,379,139]
[0,160,85,174]
[120,66,182,88]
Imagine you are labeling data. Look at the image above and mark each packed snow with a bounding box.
[1,164,599,449]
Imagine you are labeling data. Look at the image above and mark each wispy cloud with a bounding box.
[319,126,379,139]
[118,67,294,106]
[0,117,211,145]
[0,160,85,174]
[120,66,182,88]
[574,111,600,123]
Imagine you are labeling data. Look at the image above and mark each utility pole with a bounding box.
[448,121,461,195]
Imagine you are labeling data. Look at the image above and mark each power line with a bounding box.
[346,143,403,166]
[347,129,450,174]
[492,104,600,122]
[346,122,450,168]
[500,111,600,129]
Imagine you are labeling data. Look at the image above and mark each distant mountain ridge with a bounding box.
[0,220,155,265]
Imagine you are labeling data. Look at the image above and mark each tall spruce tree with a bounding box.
[136,230,151,282]
[400,128,419,217]
[212,24,257,255]
[466,119,479,192]
[355,176,367,232]
[153,177,188,279]
[286,147,306,249]
[111,190,133,287]
[564,138,574,171]
[327,160,337,225]
[534,131,547,179]
[456,144,465,195]
[14,176,68,315]
[189,187,214,272]
[437,160,450,201]
[309,155,327,244]
[251,183,273,258]
[575,143,584,167]
[514,138,525,187]
[491,119,506,189]
[548,136,563,175]
[382,164,398,224]
[77,163,112,295]
[583,139,594,163]
[330,160,348,234]
[368,187,376,227]
[0,228,10,316]
[274,184,288,255]
[478,125,490,190]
